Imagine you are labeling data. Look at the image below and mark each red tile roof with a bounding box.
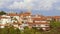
[19,12,31,17]
[53,16,60,19]
[32,17,47,21]
[7,13,19,16]
[26,21,49,24]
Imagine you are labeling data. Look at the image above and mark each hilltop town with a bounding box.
[0,11,60,31]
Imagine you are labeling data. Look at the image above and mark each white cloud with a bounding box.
[0,0,57,10]
[0,0,20,8]
[8,0,33,10]
[55,7,60,10]
[8,2,24,9]
[24,0,33,3]
[36,0,57,10]
[8,0,57,10]
[0,0,13,8]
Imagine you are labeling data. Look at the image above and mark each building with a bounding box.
[53,16,60,21]
[0,12,51,31]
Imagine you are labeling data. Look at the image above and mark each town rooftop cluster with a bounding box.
[0,11,60,31]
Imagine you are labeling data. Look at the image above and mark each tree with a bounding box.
[15,28,21,34]
[0,28,5,34]
[24,26,32,34]
[0,11,6,15]
[45,21,60,34]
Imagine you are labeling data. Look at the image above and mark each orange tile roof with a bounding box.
[26,21,49,24]
[7,13,19,16]
[46,16,52,18]
[32,17,47,21]
[0,17,10,19]
[19,14,31,17]
[53,16,60,19]
[19,12,31,17]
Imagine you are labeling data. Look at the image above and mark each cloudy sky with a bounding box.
[0,0,60,16]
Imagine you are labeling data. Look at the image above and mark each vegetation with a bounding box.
[0,11,6,15]
[0,21,60,34]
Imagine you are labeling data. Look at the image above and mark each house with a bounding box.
[19,11,31,24]
[0,14,20,28]
[22,15,50,31]
[53,16,60,21]
[26,21,50,31]
[7,13,22,24]
[46,16,53,21]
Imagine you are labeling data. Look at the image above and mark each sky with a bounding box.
[0,0,60,16]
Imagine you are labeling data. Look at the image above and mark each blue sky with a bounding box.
[0,0,60,16]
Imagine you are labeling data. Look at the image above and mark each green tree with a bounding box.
[0,28,5,34]
[44,21,60,34]
[9,27,16,34]
[0,11,6,15]
[15,28,21,34]
[24,26,32,34]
